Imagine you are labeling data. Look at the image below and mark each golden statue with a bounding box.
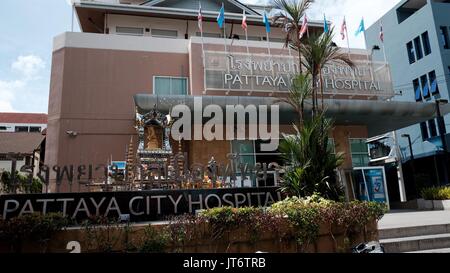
[145,126,162,150]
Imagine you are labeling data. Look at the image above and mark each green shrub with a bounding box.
[269,197,386,251]
[421,186,450,200]
[0,171,43,194]
[139,225,169,253]
[0,213,69,253]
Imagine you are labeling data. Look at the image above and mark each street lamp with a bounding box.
[436,98,449,185]
[401,134,415,160]
[402,134,417,196]
[368,45,381,81]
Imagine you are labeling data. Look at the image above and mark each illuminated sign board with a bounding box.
[204,51,394,98]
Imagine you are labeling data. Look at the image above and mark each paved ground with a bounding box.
[379,210,450,229]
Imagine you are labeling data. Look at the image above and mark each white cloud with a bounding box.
[1,55,47,113]
[11,55,46,80]
[0,80,25,112]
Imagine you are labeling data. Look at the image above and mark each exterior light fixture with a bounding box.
[66,130,78,137]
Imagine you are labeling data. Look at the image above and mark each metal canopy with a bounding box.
[134,94,450,137]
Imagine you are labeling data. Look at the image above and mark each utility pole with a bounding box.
[402,134,417,196]
[393,131,407,202]
[436,99,449,185]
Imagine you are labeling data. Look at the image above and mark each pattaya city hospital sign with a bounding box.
[204,52,394,97]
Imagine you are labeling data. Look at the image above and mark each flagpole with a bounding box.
[199,2,205,67]
[245,28,250,55]
[71,2,75,32]
[380,22,391,83]
[363,27,374,81]
[344,17,351,56]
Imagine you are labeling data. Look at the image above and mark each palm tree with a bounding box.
[271,0,312,74]
[279,113,345,200]
[276,74,312,128]
[300,28,354,115]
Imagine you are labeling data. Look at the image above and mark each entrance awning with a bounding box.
[134,94,450,137]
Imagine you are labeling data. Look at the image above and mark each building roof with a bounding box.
[0,113,47,124]
[0,132,45,155]
[75,0,324,33]
[142,0,262,16]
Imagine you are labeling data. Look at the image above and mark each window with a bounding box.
[414,36,423,60]
[438,116,447,136]
[151,29,178,38]
[407,41,415,64]
[25,156,32,166]
[428,119,438,137]
[15,126,28,132]
[231,140,256,168]
[254,139,283,166]
[420,74,430,99]
[247,36,262,41]
[420,122,429,140]
[0,126,7,131]
[440,26,450,49]
[350,139,370,168]
[429,70,439,95]
[29,127,41,133]
[154,77,188,95]
[413,78,422,101]
[196,32,223,38]
[116,26,144,36]
[422,32,431,56]
[263,37,285,43]
[328,138,336,154]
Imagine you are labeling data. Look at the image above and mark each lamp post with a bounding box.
[436,99,449,185]
[402,134,417,196]
[369,45,380,82]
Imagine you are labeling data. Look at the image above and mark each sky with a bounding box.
[0,0,401,114]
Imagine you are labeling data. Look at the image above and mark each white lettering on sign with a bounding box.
[1,191,282,220]
[204,52,393,96]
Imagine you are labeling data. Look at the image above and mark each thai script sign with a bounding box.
[204,51,394,98]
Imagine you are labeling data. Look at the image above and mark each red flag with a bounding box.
[379,22,384,42]
[198,3,203,32]
[299,15,308,39]
[242,11,248,30]
[340,17,347,40]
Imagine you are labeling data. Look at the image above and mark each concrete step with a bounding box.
[407,248,450,253]
[379,224,450,240]
[380,233,450,253]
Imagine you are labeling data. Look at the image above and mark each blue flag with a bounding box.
[263,12,271,33]
[355,18,365,36]
[324,14,329,33]
[217,3,225,28]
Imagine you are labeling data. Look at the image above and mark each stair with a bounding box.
[379,224,450,253]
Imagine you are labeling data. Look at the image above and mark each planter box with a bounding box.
[417,199,434,210]
[0,220,379,254]
[418,199,450,211]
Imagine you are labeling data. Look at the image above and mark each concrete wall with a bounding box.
[46,44,190,192]
[366,0,450,161]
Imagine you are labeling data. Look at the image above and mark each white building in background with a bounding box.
[0,113,47,133]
